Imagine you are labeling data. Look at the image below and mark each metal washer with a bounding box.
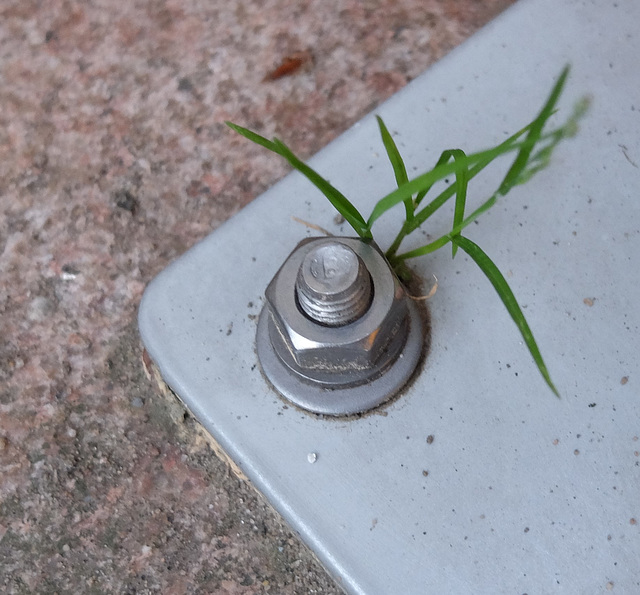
[256,297,424,416]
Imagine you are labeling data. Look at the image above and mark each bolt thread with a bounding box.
[296,242,372,326]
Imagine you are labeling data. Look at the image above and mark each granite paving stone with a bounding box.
[0,1,514,592]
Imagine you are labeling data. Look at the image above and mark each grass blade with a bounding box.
[226,121,371,239]
[271,139,372,239]
[376,116,409,186]
[414,150,456,208]
[406,124,533,235]
[448,149,468,258]
[393,193,497,261]
[376,116,413,221]
[516,96,590,186]
[226,121,279,152]
[368,153,472,227]
[451,235,560,397]
[385,134,526,261]
[498,65,570,195]
[367,129,531,229]
[369,67,572,230]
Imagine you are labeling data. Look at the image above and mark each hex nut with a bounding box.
[263,237,410,388]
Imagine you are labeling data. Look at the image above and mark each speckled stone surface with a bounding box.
[0,1,514,592]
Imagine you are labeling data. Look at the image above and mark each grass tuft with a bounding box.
[227,66,588,397]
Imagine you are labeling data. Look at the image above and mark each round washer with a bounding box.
[256,298,424,416]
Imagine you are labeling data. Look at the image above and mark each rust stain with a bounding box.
[363,328,379,350]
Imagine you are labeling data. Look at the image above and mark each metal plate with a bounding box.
[139,0,640,592]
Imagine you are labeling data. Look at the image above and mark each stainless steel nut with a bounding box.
[264,237,409,387]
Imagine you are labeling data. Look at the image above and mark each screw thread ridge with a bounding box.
[296,241,372,326]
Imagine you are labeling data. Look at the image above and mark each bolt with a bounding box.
[256,237,425,415]
[263,237,409,375]
[296,241,372,326]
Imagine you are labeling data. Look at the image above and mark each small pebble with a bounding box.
[66,427,77,438]
[307,452,317,464]
[61,264,80,281]
[426,435,434,445]
[131,396,144,408]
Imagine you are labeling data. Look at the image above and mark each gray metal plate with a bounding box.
[139,0,640,592]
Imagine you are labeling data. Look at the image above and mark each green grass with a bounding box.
[227,66,589,397]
